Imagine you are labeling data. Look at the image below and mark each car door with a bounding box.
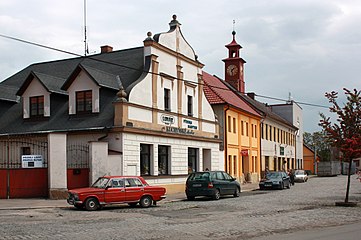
[222,172,236,194]
[104,178,126,203]
[214,171,228,194]
[125,178,144,202]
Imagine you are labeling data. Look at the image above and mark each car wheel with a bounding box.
[140,196,152,208]
[212,189,221,200]
[187,195,195,201]
[128,202,138,207]
[286,182,290,189]
[233,187,240,197]
[280,182,284,190]
[85,198,99,211]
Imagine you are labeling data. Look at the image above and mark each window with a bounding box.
[164,88,171,111]
[30,96,44,117]
[233,118,236,133]
[241,121,244,135]
[140,144,151,176]
[76,90,92,113]
[187,95,193,116]
[246,122,249,136]
[21,147,31,155]
[188,148,198,173]
[228,116,232,132]
[265,124,268,140]
[158,145,169,175]
[233,155,237,176]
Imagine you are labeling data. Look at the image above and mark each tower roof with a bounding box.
[225,31,242,49]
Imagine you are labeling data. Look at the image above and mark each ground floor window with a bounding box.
[158,145,170,175]
[188,148,198,173]
[140,144,151,176]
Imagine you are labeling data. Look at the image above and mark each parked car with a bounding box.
[294,170,309,182]
[259,171,291,190]
[67,176,166,210]
[185,171,241,200]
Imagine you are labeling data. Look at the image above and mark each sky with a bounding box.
[1,0,360,133]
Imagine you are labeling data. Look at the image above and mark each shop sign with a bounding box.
[183,119,198,130]
[161,115,175,125]
[280,146,285,156]
[241,149,249,156]
[22,155,44,168]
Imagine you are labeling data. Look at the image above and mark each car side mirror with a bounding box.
[232,178,236,181]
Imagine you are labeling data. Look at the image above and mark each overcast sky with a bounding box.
[1,0,360,133]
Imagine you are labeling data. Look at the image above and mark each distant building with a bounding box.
[303,144,319,174]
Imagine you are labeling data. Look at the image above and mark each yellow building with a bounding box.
[203,71,262,183]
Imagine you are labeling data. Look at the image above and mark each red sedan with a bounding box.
[67,176,166,210]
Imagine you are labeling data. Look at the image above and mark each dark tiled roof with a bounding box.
[203,71,261,117]
[0,84,19,102]
[0,47,145,135]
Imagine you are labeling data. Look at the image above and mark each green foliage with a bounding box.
[303,131,331,161]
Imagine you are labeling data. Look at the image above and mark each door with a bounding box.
[125,178,144,202]
[213,171,229,195]
[222,172,237,194]
[104,178,126,203]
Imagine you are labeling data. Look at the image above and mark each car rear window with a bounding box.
[188,172,210,181]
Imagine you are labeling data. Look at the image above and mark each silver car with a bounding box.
[294,170,308,182]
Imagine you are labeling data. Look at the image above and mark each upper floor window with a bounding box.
[187,95,193,117]
[164,88,171,112]
[30,96,44,117]
[76,90,92,114]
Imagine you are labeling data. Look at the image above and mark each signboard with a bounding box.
[164,126,195,135]
[22,155,44,168]
[241,150,249,156]
[280,147,285,156]
[183,119,198,130]
[161,115,175,125]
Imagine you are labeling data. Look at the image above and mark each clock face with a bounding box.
[227,64,238,76]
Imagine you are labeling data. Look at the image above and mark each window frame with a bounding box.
[187,95,193,117]
[164,88,171,112]
[29,95,44,117]
[76,90,92,114]
[158,145,170,175]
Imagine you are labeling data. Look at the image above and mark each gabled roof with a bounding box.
[202,71,261,118]
[17,71,68,96]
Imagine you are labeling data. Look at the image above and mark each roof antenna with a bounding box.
[83,0,89,56]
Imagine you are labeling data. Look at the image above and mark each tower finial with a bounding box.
[232,20,236,38]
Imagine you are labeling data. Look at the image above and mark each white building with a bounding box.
[0,15,220,199]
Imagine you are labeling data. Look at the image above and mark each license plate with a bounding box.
[265,183,272,187]
[193,184,202,187]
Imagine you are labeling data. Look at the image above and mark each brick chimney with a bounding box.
[100,45,113,53]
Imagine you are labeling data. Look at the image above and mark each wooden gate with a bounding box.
[0,135,48,199]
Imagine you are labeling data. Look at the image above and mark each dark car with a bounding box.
[259,171,291,190]
[185,171,241,200]
[67,176,166,210]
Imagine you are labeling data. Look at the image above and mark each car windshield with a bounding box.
[91,177,110,188]
[188,172,210,181]
[266,172,282,179]
[295,170,304,175]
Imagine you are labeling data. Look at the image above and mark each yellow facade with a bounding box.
[225,107,261,183]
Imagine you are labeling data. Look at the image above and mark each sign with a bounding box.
[241,149,249,156]
[161,115,175,125]
[280,147,284,156]
[22,155,44,168]
[183,119,198,130]
[164,126,195,135]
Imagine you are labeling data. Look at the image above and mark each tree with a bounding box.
[319,88,361,203]
[303,131,331,161]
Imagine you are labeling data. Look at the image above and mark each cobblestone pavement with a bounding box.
[0,175,360,240]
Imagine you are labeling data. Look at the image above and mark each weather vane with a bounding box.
[233,20,235,31]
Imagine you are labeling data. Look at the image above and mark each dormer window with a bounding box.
[76,90,92,113]
[30,96,44,117]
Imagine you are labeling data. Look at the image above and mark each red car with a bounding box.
[67,176,166,210]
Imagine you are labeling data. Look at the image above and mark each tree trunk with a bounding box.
[344,158,353,203]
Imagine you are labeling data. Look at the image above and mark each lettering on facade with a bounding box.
[165,126,195,135]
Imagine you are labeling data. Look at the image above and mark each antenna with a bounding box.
[83,0,89,56]
[233,20,235,31]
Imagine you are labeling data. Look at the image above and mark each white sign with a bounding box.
[22,155,44,168]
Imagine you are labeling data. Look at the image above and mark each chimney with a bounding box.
[247,92,255,99]
[100,45,113,53]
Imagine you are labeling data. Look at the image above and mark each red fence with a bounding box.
[0,168,48,198]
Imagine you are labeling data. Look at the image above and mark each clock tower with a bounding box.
[222,30,246,93]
